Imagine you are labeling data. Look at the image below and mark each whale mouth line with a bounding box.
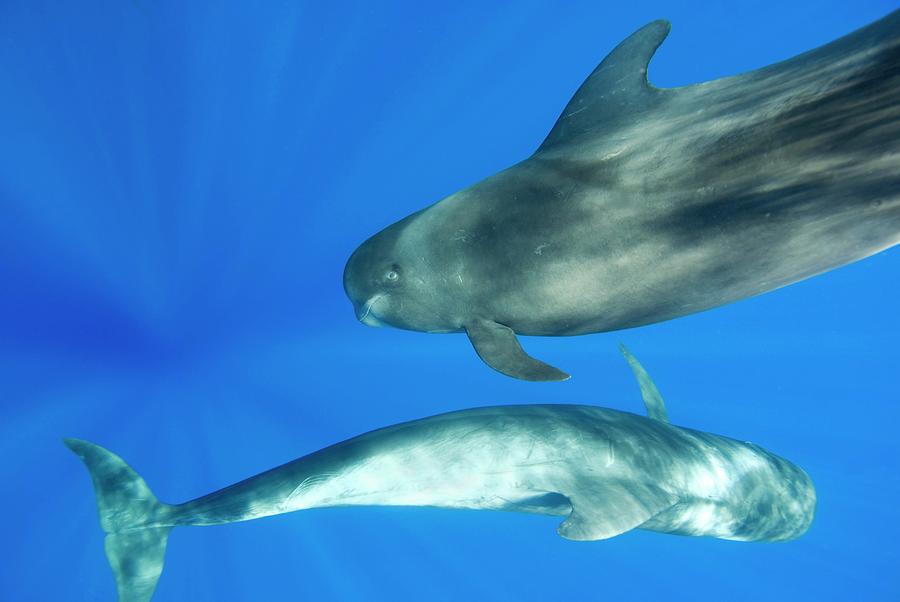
[358,294,385,327]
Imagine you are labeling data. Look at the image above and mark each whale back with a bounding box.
[537,10,900,158]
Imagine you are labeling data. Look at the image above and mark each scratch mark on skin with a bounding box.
[525,438,536,460]
[576,431,591,465]
[451,229,472,242]
[564,105,590,119]
[282,473,339,509]
[482,459,567,474]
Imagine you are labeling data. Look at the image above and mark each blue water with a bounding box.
[2,1,899,600]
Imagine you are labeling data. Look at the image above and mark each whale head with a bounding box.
[724,445,817,542]
[343,210,463,333]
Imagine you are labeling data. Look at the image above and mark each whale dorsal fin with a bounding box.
[619,344,669,422]
[537,20,671,152]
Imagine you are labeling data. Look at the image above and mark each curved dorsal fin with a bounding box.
[619,344,669,422]
[537,20,671,152]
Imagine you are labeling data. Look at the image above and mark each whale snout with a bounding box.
[343,246,376,325]
[355,295,386,327]
[343,248,386,327]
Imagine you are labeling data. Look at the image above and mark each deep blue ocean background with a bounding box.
[2,1,899,600]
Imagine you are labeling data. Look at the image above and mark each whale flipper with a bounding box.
[538,19,671,151]
[465,319,570,381]
[557,481,675,541]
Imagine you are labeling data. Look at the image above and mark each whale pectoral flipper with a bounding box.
[465,319,570,382]
[557,481,675,541]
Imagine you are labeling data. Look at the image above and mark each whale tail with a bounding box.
[65,438,173,602]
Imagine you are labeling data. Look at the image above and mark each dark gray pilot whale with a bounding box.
[68,347,814,601]
[343,11,900,380]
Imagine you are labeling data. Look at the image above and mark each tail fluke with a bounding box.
[65,438,173,602]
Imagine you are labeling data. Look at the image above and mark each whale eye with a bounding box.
[385,267,400,282]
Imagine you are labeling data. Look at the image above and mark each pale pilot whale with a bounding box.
[343,11,900,381]
[68,348,814,601]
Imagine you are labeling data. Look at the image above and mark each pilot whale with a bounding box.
[68,348,814,601]
[343,11,900,381]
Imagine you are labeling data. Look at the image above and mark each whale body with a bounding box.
[67,348,815,601]
[343,11,900,381]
